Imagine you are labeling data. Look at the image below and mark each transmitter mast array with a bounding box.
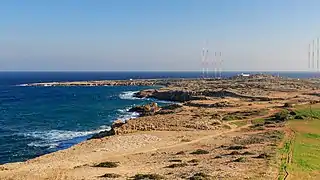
[309,38,320,72]
[201,41,223,79]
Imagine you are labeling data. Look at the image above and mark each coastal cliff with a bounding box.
[1,75,320,180]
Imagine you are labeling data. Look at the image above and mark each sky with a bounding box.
[1,0,320,71]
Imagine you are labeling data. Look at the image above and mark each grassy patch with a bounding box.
[292,132,320,171]
[231,121,247,127]
[222,115,244,121]
[277,104,320,179]
[132,174,164,180]
[190,149,210,155]
[93,161,119,168]
[294,105,320,119]
[278,139,292,180]
[252,118,265,125]
[303,133,320,139]
[272,110,292,121]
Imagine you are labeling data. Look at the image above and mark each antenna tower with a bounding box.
[214,52,217,79]
[317,38,319,72]
[201,41,209,78]
[219,52,223,79]
[312,40,315,69]
[308,43,311,69]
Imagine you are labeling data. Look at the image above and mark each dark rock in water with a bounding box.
[89,120,126,139]
[112,120,125,129]
[128,102,160,116]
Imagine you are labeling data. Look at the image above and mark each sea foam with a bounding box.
[119,91,140,100]
[21,128,110,149]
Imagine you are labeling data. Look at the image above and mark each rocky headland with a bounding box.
[1,74,320,180]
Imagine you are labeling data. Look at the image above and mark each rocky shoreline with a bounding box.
[1,74,320,180]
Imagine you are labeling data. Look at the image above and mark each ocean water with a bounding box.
[0,71,317,164]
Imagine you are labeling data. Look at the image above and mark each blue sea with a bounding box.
[0,71,317,164]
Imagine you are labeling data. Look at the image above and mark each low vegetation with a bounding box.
[227,145,247,150]
[242,151,255,156]
[233,157,246,163]
[255,153,271,159]
[165,163,188,168]
[189,172,211,180]
[188,159,200,163]
[93,161,119,168]
[252,118,265,125]
[278,104,320,180]
[234,130,284,146]
[132,174,164,180]
[190,149,210,155]
[222,110,268,121]
[99,173,121,178]
[176,151,185,155]
[231,121,247,127]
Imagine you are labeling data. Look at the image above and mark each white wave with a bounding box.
[117,106,140,121]
[119,91,176,104]
[119,91,141,100]
[119,111,140,121]
[17,84,28,87]
[21,127,110,149]
[27,142,59,149]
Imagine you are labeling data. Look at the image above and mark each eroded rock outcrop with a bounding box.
[128,102,160,116]
[134,89,204,102]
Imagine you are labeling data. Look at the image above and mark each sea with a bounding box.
[0,71,318,165]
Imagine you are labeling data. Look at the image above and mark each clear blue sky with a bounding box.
[1,0,320,71]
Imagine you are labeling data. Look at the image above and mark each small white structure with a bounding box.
[240,73,250,77]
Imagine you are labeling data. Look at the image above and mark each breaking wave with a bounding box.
[20,128,110,149]
[119,91,140,100]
